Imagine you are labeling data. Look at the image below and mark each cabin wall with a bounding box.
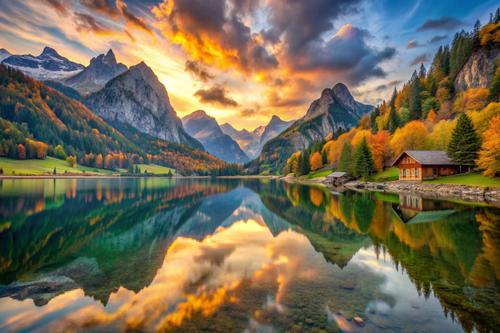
[397,156,422,180]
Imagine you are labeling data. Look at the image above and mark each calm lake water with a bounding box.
[0,178,498,333]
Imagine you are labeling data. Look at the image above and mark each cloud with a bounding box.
[417,17,462,31]
[240,108,256,117]
[406,40,420,49]
[79,0,120,18]
[79,0,152,34]
[153,0,277,73]
[42,0,69,16]
[194,85,239,107]
[290,24,395,84]
[74,12,111,34]
[428,35,448,44]
[185,60,214,82]
[410,53,429,66]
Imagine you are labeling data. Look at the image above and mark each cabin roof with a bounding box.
[327,171,348,178]
[391,150,456,166]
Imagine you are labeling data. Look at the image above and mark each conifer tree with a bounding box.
[338,143,353,174]
[370,107,380,132]
[388,106,400,133]
[447,113,481,169]
[354,138,375,180]
[409,73,422,120]
[299,150,310,176]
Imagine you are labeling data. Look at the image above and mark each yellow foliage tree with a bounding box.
[351,129,372,148]
[390,121,429,156]
[477,115,500,177]
[452,88,489,113]
[426,119,455,150]
[468,102,500,134]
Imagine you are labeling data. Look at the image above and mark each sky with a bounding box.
[0,0,497,130]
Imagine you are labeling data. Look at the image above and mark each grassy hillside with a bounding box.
[0,157,113,175]
[135,164,175,175]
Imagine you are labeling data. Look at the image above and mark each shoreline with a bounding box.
[2,174,499,206]
[342,180,500,207]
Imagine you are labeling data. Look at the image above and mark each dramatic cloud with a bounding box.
[410,53,429,66]
[291,24,395,84]
[406,40,420,49]
[265,0,361,53]
[417,17,462,31]
[74,12,111,34]
[153,0,277,73]
[240,108,256,117]
[185,60,214,82]
[43,0,69,16]
[428,35,448,44]
[195,85,239,107]
[79,0,120,17]
[80,0,152,33]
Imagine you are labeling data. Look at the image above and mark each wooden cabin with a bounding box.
[391,150,460,181]
[325,171,351,186]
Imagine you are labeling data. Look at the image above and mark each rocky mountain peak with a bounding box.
[103,49,116,63]
[40,46,60,58]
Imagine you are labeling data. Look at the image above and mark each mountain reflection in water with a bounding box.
[0,178,498,333]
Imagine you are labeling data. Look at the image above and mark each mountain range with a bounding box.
[182,110,249,163]
[1,47,84,81]
[221,115,294,159]
[251,83,374,173]
[0,45,373,172]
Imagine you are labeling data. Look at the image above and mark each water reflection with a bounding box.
[0,179,498,333]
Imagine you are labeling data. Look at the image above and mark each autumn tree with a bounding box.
[95,153,104,169]
[66,155,76,167]
[447,113,481,168]
[477,115,500,176]
[54,145,67,160]
[354,138,375,180]
[369,131,392,171]
[390,121,429,156]
[17,144,26,160]
[452,88,489,113]
[310,151,323,171]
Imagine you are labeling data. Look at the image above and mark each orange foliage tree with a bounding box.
[477,115,500,177]
[309,151,323,171]
[17,144,26,160]
[390,121,429,156]
[369,131,391,171]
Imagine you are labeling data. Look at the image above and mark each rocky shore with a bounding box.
[342,180,500,206]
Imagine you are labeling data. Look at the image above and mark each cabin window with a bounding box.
[402,169,406,177]
[415,168,419,177]
[410,168,413,177]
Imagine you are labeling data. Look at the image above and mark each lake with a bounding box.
[0,178,498,333]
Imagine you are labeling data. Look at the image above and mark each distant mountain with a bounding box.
[85,62,202,149]
[0,48,11,62]
[253,83,373,173]
[221,115,294,159]
[0,65,224,174]
[65,49,128,95]
[1,46,84,81]
[259,115,295,146]
[182,110,249,163]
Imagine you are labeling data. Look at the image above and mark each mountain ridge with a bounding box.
[85,61,202,150]
[182,110,249,163]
